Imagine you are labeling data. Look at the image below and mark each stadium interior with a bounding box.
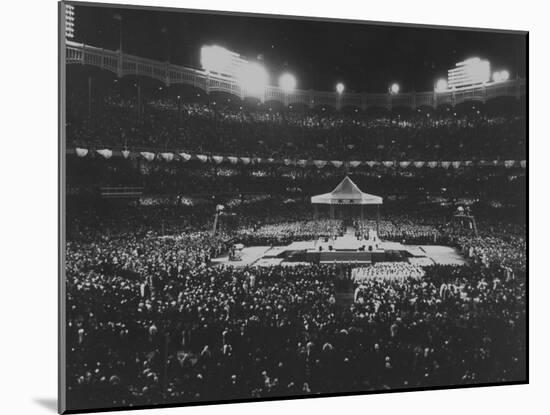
[64,27,527,410]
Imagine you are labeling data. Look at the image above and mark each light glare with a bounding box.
[390,83,400,94]
[435,79,448,92]
[279,73,297,92]
[238,61,269,96]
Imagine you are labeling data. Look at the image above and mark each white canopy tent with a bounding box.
[311,176,383,233]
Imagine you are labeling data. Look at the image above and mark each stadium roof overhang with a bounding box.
[311,176,383,205]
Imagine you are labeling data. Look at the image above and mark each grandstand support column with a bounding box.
[87,75,92,118]
[137,83,142,121]
[360,205,364,229]
[313,204,318,220]
[330,204,335,220]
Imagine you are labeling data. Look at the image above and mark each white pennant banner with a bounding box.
[428,161,439,168]
[96,149,113,159]
[504,160,515,168]
[441,161,451,169]
[520,160,527,168]
[179,152,192,161]
[331,160,343,168]
[75,148,88,157]
[228,156,238,165]
[314,160,327,169]
[297,159,308,167]
[140,151,155,161]
[121,150,130,159]
[240,157,251,165]
[160,152,174,162]
[197,155,208,163]
[413,161,425,168]
[383,161,394,168]
[451,161,462,169]
[283,159,292,166]
[349,161,362,168]
[399,161,411,168]
[366,161,378,167]
[212,156,224,164]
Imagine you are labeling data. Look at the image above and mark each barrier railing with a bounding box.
[66,41,526,110]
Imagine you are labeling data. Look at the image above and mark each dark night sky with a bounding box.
[70,3,527,93]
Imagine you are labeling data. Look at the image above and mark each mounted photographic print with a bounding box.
[59,1,528,413]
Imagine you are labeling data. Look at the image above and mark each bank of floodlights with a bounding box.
[201,45,269,97]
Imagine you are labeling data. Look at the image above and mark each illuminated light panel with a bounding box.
[200,45,248,77]
[448,57,491,89]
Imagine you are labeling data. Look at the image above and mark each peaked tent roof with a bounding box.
[311,176,383,205]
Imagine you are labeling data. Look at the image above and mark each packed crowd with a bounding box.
[352,263,426,282]
[236,219,344,245]
[67,76,526,161]
[65,198,526,409]
[64,68,526,409]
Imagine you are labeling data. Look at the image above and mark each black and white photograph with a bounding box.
[59,1,528,413]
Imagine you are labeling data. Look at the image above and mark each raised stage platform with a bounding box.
[212,226,466,268]
[305,228,386,263]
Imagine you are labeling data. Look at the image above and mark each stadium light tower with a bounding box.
[201,45,268,97]
[336,82,345,94]
[390,83,400,94]
[448,57,490,88]
[279,73,297,92]
[201,45,241,75]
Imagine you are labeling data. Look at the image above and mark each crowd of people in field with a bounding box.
[66,78,526,161]
[64,69,526,410]
[236,219,345,245]
[352,263,426,282]
[65,200,526,410]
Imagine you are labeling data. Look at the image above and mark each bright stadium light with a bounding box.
[200,45,247,76]
[238,61,269,96]
[448,57,491,88]
[336,82,345,94]
[435,78,448,92]
[279,73,297,92]
[493,70,510,83]
[390,83,400,94]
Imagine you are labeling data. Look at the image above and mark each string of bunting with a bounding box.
[71,148,526,169]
